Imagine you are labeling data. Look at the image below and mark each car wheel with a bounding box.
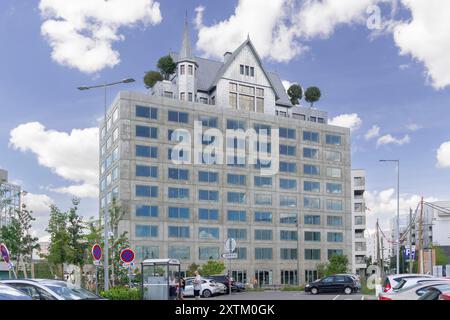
[203,289,212,298]
[344,287,353,295]
[311,287,319,295]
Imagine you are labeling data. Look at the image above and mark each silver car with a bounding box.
[1,279,103,300]
[379,280,450,300]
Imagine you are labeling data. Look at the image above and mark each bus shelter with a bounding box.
[141,258,181,300]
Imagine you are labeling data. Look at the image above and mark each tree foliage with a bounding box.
[45,199,86,278]
[186,263,201,277]
[325,254,349,275]
[304,86,322,107]
[157,55,177,80]
[144,70,163,89]
[287,84,303,105]
[201,260,226,277]
[0,204,40,276]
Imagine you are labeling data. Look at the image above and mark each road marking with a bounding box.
[361,296,364,300]
[333,295,340,300]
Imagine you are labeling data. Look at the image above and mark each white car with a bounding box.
[379,280,450,300]
[392,277,443,292]
[382,274,434,293]
[214,281,227,294]
[1,279,103,300]
[183,277,220,298]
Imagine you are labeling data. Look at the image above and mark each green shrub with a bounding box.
[281,285,305,292]
[100,286,141,300]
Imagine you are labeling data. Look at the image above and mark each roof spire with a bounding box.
[179,11,193,61]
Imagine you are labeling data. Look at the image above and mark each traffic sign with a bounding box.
[0,243,10,264]
[91,244,102,261]
[221,252,238,259]
[120,248,135,263]
[224,238,236,253]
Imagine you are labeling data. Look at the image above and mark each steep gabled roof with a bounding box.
[208,38,280,100]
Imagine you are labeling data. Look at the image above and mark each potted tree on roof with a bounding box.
[304,86,321,108]
[287,84,303,106]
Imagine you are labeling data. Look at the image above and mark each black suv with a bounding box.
[208,275,238,293]
[305,275,357,295]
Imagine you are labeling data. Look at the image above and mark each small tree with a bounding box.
[325,254,349,276]
[46,205,70,279]
[201,260,226,277]
[304,86,321,107]
[66,198,86,267]
[186,263,201,277]
[144,71,163,89]
[157,55,177,80]
[287,84,303,105]
[316,263,327,279]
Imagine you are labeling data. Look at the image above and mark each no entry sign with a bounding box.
[0,243,11,264]
[120,248,135,264]
[91,244,102,261]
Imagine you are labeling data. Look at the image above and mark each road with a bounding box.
[186,291,375,300]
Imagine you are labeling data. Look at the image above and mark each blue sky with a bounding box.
[1,0,449,240]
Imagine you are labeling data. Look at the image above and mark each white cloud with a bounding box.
[328,113,362,132]
[405,123,422,131]
[23,193,54,215]
[364,125,380,140]
[436,141,450,168]
[9,122,99,198]
[376,134,410,147]
[365,188,438,230]
[39,0,162,73]
[392,0,450,89]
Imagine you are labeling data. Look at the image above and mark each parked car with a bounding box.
[1,279,103,300]
[418,284,450,300]
[0,283,32,300]
[214,281,227,294]
[382,274,433,293]
[183,277,220,298]
[335,274,361,290]
[305,275,358,295]
[234,281,246,292]
[379,280,450,300]
[208,275,238,293]
[391,277,442,292]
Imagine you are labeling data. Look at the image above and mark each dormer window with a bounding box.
[240,64,255,77]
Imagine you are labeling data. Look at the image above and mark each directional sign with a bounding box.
[0,243,10,264]
[91,244,102,261]
[120,248,135,263]
[221,252,238,259]
[224,238,236,253]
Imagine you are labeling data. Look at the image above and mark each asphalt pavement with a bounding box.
[186,291,375,300]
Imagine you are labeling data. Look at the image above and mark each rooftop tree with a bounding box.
[305,86,322,108]
[157,55,177,80]
[287,84,303,105]
[144,71,163,89]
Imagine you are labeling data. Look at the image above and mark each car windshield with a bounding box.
[42,283,100,300]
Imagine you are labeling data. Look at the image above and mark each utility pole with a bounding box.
[376,219,381,270]
[409,208,413,273]
[418,197,424,273]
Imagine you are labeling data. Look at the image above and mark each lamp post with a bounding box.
[379,159,400,274]
[77,78,135,291]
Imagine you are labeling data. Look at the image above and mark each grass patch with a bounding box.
[360,284,376,295]
[281,285,305,292]
[246,287,265,292]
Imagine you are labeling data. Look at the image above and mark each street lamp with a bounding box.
[379,159,400,274]
[77,77,135,291]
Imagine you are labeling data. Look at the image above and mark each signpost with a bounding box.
[1,243,17,279]
[223,238,237,296]
[91,244,102,295]
[120,248,135,288]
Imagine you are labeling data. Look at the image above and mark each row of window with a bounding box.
[134,105,343,146]
[135,185,342,209]
[135,207,344,226]
[135,245,342,261]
